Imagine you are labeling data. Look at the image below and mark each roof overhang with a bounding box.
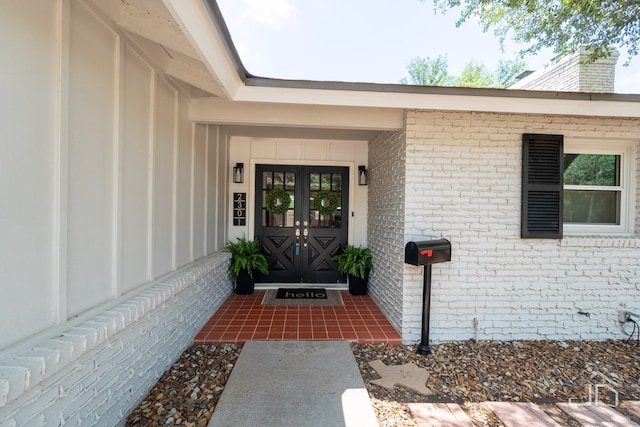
[238,78,640,117]
[162,0,640,128]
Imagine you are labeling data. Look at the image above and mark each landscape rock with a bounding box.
[127,340,640,426]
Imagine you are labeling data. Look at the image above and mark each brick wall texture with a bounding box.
[0,253,232,426]
[369,110,640,343]
[368,129,407,334]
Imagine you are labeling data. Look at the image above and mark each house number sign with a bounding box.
[233,193,246,226]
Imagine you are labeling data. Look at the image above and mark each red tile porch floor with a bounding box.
[194,290,402,345]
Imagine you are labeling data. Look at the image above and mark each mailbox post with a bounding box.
[404,239,451,355]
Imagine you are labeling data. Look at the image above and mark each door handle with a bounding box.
[303,228,308,247]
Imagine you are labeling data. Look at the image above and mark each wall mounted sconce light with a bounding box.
[233,162,244,183]
[358,165,368,186]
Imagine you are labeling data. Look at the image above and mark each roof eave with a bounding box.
[244,76,640,103]
[170,0,640,118]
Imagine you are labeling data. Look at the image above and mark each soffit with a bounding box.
[88,0,229,99]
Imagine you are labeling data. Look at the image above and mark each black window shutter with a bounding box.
[521,133,564,238]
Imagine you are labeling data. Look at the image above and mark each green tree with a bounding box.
[400,55,452,85]
[401,56,525,88]
[429,0,639,64]
[494,59,528,87]
[454,60,494,87]
[564,154,617,185]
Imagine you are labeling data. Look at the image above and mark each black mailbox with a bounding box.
[404,238,452,356]
[405,239,451,266]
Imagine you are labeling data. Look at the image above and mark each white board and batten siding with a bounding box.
[0,2,232,424]
[0,0,229,351]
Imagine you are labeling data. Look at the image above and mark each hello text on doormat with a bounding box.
[275,288,328,299]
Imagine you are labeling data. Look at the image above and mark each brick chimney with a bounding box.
[510,48,619,93]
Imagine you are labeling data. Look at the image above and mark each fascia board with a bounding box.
[234,84,640,118]
[190,100,404,130]
[161,0,243,99]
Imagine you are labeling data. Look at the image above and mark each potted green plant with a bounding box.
[225,236,269,294]
[333,245,373,295]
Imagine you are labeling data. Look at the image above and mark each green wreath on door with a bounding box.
[314,190,340,216]
[265,188,292,215]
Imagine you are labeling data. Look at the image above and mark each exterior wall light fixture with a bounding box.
[233,162,244,183]
[358,165,368,186]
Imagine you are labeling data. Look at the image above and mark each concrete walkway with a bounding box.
[209,341,640,427]
[208,341,378,427]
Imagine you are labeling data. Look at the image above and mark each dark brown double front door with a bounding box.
[255,165,349,284]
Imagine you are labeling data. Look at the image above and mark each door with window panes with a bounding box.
[255,165,349,283]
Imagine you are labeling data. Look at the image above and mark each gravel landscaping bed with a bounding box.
[354,340,640,426]
[126,340,640,426]
[125,344,242,426]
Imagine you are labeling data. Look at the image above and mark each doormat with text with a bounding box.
[276,288,327,299]
[262,289,344,306]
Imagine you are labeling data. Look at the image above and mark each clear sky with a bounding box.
[217,0,640,94]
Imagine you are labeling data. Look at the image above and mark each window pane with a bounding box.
[564,154,620,186]
[285,209,294,227]
[263,172,273,190]
[273,172,285,188]
[309,173,320,191]
[321,174,331,190]
[332,174,342,191]
[285,172,296,190]
[564,190,620,224]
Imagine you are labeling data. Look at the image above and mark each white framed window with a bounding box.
[563,140,636,235]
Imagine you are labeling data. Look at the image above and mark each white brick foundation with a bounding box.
[0,252,231,426]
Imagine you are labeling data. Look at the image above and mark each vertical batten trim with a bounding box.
[189,123,196,261]
[112,34,123,298]
[222,130,230,245]
[147,72,157,281]
[203,126,210,254]
[212,127,221,250]
[54,0,71,324]
[171,89,179,270]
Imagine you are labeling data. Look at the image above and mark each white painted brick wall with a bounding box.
[370,110,640,344]
[368,129,407,335]
[0,252,232,426]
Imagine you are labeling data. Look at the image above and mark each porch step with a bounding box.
[486,402,561,426]
[408,403,475,426]
[557,402,640,426]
